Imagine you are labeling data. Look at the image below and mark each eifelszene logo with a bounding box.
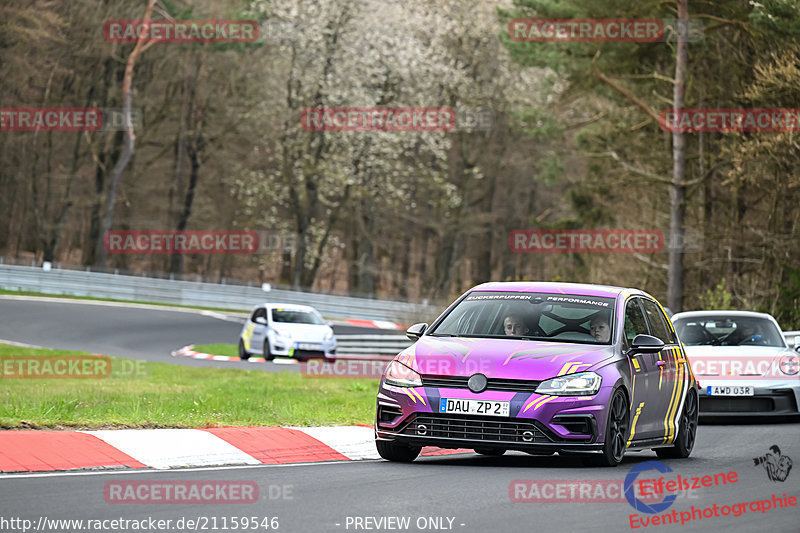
[753,445,793,482]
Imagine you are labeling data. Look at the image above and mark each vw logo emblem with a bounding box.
[468,373,488,393]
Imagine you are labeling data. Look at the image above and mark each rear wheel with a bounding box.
[474,448,505,456]
[263,340,275,361]
[238,340,250,360]
[376,440,421,462]
[655,389,698,459]
[586,389,629,467]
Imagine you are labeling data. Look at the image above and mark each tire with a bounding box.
[263,339,275,361]
[376,440,421,462]
[586,388,629,467]
[474,448,506,456]
[655,389,698,459]
[238,339,250,360]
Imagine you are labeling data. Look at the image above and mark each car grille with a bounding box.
[701,397,772,412]
[293,349,325,359]
[400,414,551,443]
[421,376,541,393]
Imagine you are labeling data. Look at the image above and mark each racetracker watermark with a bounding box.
[301,107,456,132]
[1,108,142,132]
[301,360,387,379]
[103,20,258,44]
[104,481,260,504]
[104,230,258,254]
[509,229,663,254]
[509,18,703,43]
[509,479,701,503]
[691,353,799,381]
[660,108,800,133]
[0,356,147,379]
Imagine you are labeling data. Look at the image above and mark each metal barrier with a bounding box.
[784,331,800,349]
[0,264,440,323]
[335,335,412,358]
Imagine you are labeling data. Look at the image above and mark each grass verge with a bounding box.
[0,344,377,429]
[193,343,239,357]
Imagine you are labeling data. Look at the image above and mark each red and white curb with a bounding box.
[171,345,385,363]
[343,319,406,330]
[0,426,469,473]
[171,345,271,363]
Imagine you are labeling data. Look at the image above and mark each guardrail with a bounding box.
[784,331,800,348]
[335,335,412,358]
[0,264,440,323]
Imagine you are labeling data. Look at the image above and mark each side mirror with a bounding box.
[406,322,428,341]
[628,334,664,356]
[794,336,800,353]
[255,316,267,325]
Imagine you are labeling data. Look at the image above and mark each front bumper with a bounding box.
[697,380,800,417]
[269,334,336,359]
[375,382,612,453]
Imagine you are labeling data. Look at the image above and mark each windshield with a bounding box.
[271,309,324,325]
[429,291,616,344]
[673,315,785,347]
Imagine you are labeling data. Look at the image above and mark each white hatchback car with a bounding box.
[238,304,336,361]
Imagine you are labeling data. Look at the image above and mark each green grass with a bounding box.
[0,288,247,314]
[0,344,378,429]
[194,343,239,357]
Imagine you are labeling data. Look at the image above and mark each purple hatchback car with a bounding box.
[375,282,698,466]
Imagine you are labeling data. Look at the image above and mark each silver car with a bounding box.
[671,310,800,418]
[238,303,337,361]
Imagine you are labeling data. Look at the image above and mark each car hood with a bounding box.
[684,345,795,378]
[396,336,616,381]
[272,323,332,341]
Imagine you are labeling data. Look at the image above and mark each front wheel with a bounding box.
[263,340,275,361]
[587,388,629,467]
[376,440,421,462]
[655,389,698,459]
[238,340,250,360]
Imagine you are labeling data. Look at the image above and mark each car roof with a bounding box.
[470,281,642,300]
[671,310,777,321]
[259,303,317,312]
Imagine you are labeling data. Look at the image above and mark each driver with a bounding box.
[727,323,763,345]
[503,314,530,336]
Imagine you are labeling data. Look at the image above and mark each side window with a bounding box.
[623,298,649,350]
[640,299,674,344]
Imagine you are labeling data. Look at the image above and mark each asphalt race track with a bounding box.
[2,427,799,533]
[0,297,398,371]
[1,297,799,532]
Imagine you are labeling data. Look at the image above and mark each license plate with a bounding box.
[439,398,510,417]
[297,343,320,350]
[707,385,754,396]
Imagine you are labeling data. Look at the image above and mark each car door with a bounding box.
[640,297,684,443]
[250,307,268,352]
[622,297,662,441]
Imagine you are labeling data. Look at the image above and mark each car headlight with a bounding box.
[535,371,602,396]
[384,360,422,388]
[324,330,334,341]
[272,327,290,338]
[779,354,799,376]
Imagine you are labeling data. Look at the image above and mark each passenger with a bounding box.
[503,314,530,336]
[590,314,611,343]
